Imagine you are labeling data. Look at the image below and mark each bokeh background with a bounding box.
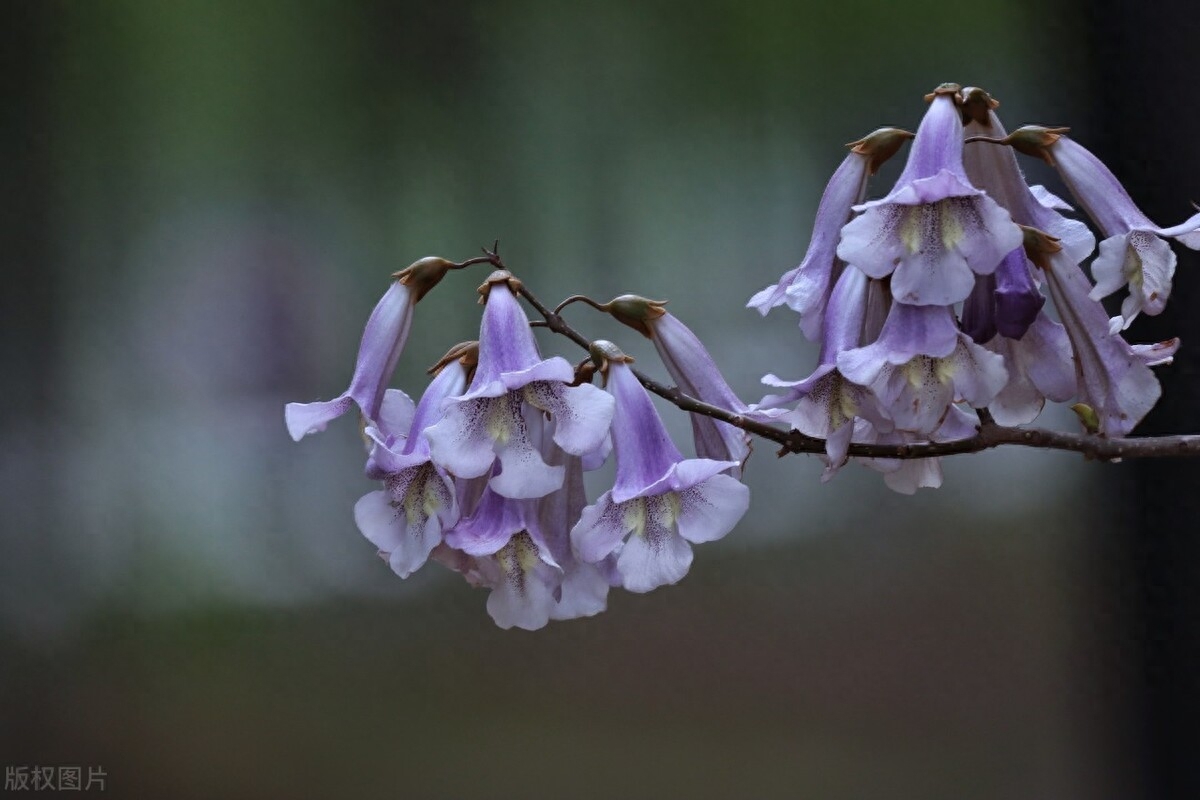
[2,1,1197,798]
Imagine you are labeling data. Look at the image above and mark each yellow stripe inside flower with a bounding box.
[486,399,512,444]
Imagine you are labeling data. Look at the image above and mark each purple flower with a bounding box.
[1026,229,1172,436]
[747,128,911,338]
[754,266,891,470]
[425,271,614,500]
[444,488,563,630]
[570,351,749,593]
[837,301,1008,436]
[285,257,456,441]
[354,357,469,579]
[1002,126,1200,329]
[603,295,751,475]
[836,87,1023,307]
[960,95,1095,264]
[982,311,1076,426]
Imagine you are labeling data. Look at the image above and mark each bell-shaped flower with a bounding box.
[837,86,1023,307]
[571,347,749,594]
[285,257,457,441]
[837,301,1008,436]
[1025,228,1172,437]
[354,351,471,579]
[425,271,614,500]
[754,266,891,470]
[443,487,563,630]
[532,416,614,621]
[601,295,751,476]
[747,127,911,338]
[982,311,1076,426]
[959,91,1095,264]
[1001,126,1200,329]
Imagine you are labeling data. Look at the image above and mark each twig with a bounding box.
[496,254,1200,462]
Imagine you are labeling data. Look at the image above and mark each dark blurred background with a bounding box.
[1,1,1196,798]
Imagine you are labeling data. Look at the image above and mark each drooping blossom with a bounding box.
[443,487,563,630]
[996,125,1200,329]
[836,85,1023,307]
[354,346,473,579]
[982,312,1076,426]
[285,257,458,441]
[600,295,751,475]
[425,270,614,500]
[753,265,891,470]
[1023,228,1175,436]
[836,300,1008,436]
[571,345,749,593]
[748,127,912,338]
[959,89,1095,264]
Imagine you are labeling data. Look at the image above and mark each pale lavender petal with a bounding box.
[470,281,544,388]
[284,396,354,442]
[616,502,694,593]
[570,493,627,564]
[485,541,559,631]
[342,280,415,422]
[1132,338,1181,367]
[838,303,960,388]
[1029,185,1073,211]
[605,363,686,503]
[524,380,615,457]
[883,457,943,495]
[1041,248,1163,436]
[491,418,564,500]
[649,312,750,471]
[425,396,505,480]
[746,150,869,335]
[885,195,1021,306]
[444,488,526,557]
[1091,231,1175,327]
[401,361,468,455]
[375,388,417,441]
[550,562,610,621]
[986,313,1075,426]
[962,115,1095,263]
[675,474,750,545]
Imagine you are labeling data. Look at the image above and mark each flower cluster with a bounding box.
[287,267,751,628]
[289,81,1198,629]
[750,83,1188,492]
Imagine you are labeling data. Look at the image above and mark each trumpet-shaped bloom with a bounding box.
[425,273,614,499]
[837,91,1022,306]
[1036,241,1170,436]
[1036,130,1200,329]
[748,151,868,337]
[961,109,1095,264]
[837,302,1008,435]
[748,128,912,338]
[644,311,751,475]
[285,280,414,440]
[755,266,891,469]
[982,311,1076,426]
[571,359,749,593]
[444,488,562,630]
[354,364,466,579]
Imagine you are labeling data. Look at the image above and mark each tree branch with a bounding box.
[491,251,1200,462]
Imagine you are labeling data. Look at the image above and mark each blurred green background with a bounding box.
[2,1,1193,798]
